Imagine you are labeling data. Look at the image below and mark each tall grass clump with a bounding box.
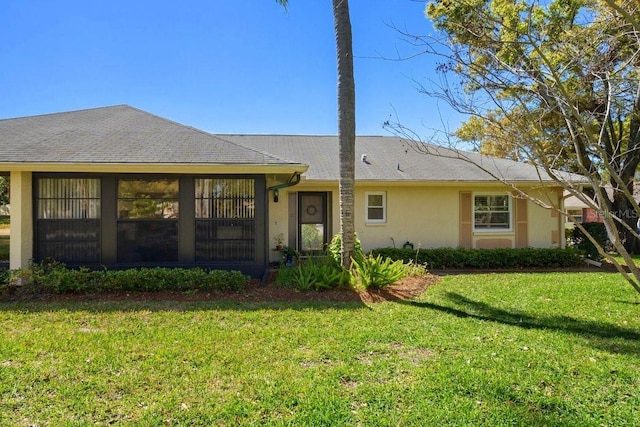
[276,234,427,291]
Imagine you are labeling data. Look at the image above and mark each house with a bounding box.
[564,192,600,226]
[564,184,640,227]
[0,105,576,276]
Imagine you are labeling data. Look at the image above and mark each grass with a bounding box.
[1,272,639,425]
[0,215,8,229]
[607,253,640,267]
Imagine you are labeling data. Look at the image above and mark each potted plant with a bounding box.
[273,233,284,251]
[282,245,299,267]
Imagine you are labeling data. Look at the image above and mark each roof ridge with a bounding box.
[124,106,303,165]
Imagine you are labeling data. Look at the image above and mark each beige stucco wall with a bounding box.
[356,185,459,251]
[9,171,33,269]
[268,182,563,261]
[526,187,564,249]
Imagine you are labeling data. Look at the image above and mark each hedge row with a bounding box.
[1,262,249,295]
[370,247,584,269]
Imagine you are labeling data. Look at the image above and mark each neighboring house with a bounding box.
[0,105,578,275]
[564,193,600,226]
[564,185,640,227]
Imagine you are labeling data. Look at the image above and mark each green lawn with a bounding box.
[0,215,9,229]
[608,253,640,267]
[1,272,639,425]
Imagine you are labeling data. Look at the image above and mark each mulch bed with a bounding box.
[0,274,442,304]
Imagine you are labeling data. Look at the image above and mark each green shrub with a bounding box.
[4,262,250,295]
[371,247,584,269]
[290,263,317,291]
[0,268,8,285]
[570,222,608,260]
[275,257,350,291]
[352,254,407,290]
[328,233,363,266]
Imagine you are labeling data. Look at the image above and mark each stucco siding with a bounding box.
[526,188,563,248]
[267,182,562,262]
[356,186,459,251]
[9,171,33,269]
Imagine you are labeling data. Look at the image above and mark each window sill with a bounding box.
[365,221,387,227]
[473,230,514,235]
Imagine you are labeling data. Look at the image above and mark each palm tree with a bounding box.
[275,0,356,269]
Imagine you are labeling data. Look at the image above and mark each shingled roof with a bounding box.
[224,135,582,183]
[0,105,582,184]
[0,105,300,167]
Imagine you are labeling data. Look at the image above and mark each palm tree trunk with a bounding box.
[332,0,356,269]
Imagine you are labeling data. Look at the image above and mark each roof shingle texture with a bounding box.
[0,105,583,183]
[0,105,297,165]
[224,135,579,183]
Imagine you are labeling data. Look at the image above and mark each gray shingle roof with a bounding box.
[223,135,583,183]
[0,105,299,166]
[0,105,584,184]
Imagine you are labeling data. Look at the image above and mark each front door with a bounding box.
[298,192,327,254]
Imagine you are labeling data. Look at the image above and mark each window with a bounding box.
[566,209,583,223]
[195,178,255,261]
[117,179,179,263]
[36,178,101,263]
[38,178,101,219]
[299,192,327,253]
[117,179,179,219]
[474,194,512,231]
[366,192,386,223]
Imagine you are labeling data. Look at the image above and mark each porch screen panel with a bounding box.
[116,179,179,263]
[195,178,255,261]
[36,178,101,263]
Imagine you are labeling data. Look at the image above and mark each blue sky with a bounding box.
[1,0,462,137]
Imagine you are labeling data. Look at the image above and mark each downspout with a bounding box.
[267,172,302,203]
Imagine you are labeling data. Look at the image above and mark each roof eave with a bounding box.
[0,162,309,175]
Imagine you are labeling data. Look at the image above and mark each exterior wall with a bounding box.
[356,185,459,251]
[268,182,563,260]
[266,179,337,262]
[9,171,33,269]
[583,208,604,223]
[526,187,564,248]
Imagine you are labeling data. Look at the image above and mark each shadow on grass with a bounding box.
[0,287,368,313]
[406,292,640,356]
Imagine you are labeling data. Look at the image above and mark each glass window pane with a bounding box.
[117,179,179,219]
[195,178,255,219]
[38,178,101,219]
[118,179,179,198]
[366,192,386,222]
[118,200,179,219]
[368,194,383,207]
[301,224,324,251]
[474,194,511,230]
[368,207,384,220]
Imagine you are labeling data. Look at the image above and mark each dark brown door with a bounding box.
[298,192,327,253]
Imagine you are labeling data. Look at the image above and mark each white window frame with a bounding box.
[473,193,512,232]
[365,191,386,224]
[566,208,583,224]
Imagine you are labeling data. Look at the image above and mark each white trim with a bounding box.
[472,192,513,233]
[365,191,386,224]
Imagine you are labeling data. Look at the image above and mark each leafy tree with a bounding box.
[275,0,356,268]
[388,0,640,293]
